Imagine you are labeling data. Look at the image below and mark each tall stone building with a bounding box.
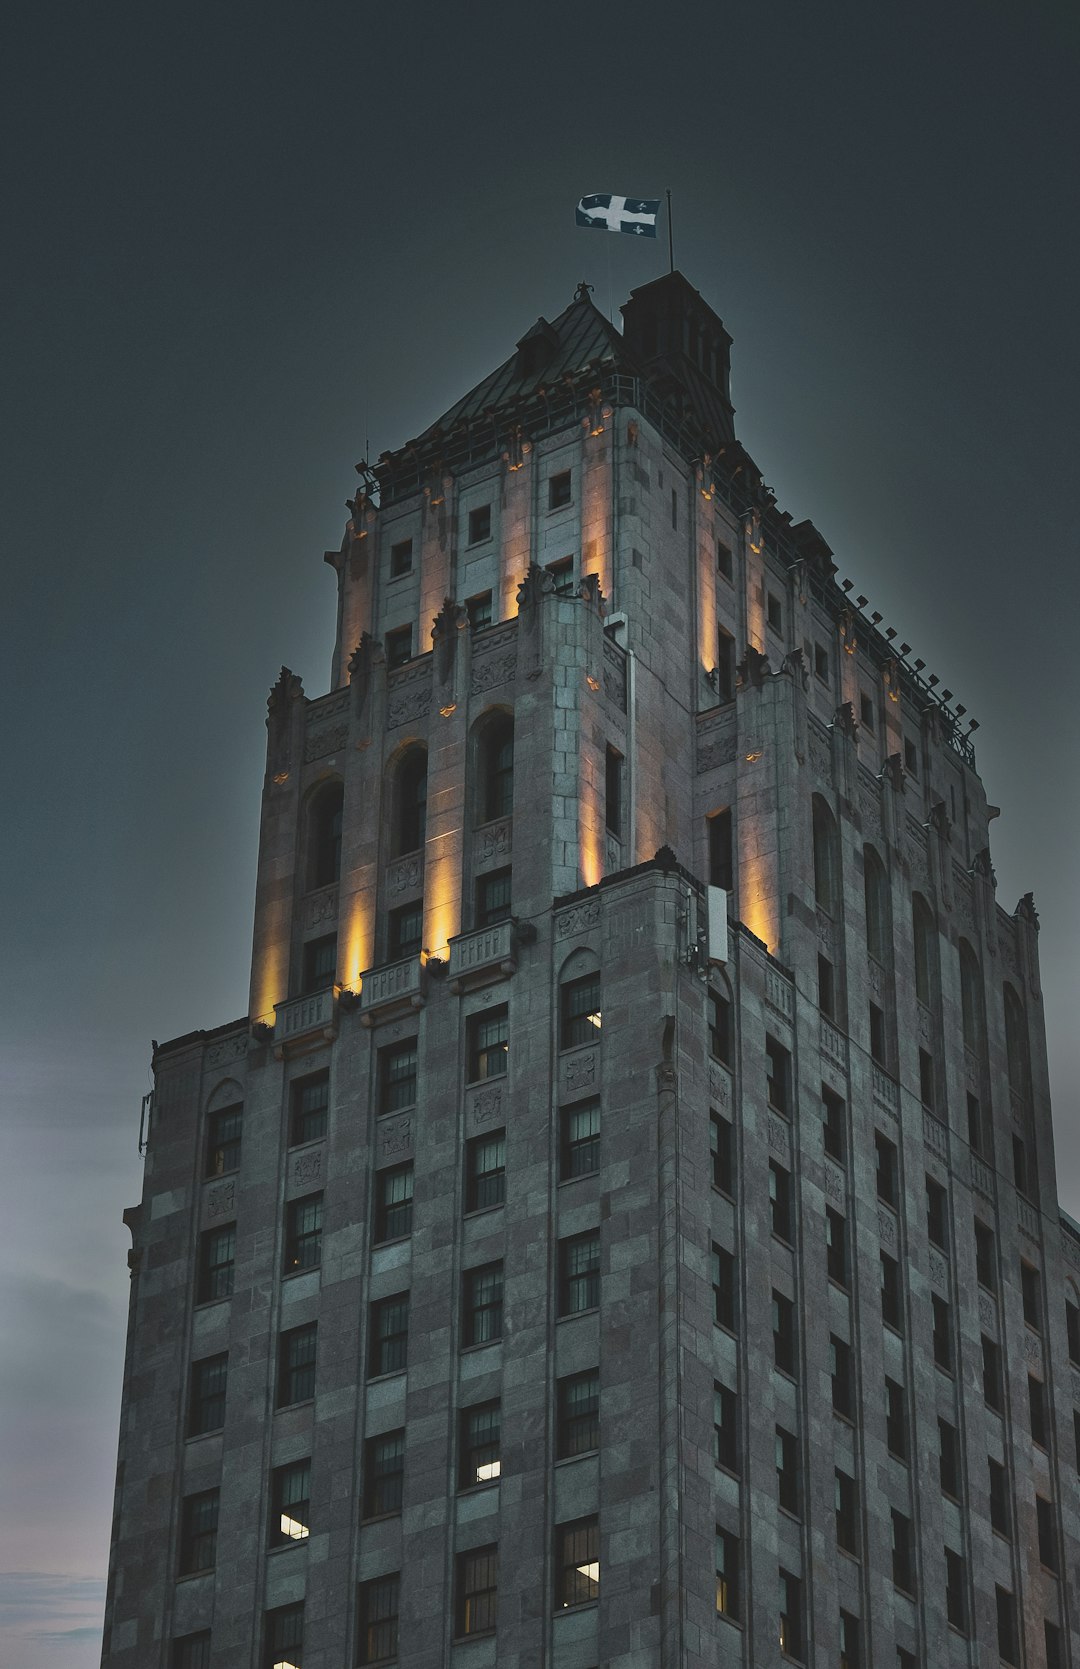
[102,273,1080,1669]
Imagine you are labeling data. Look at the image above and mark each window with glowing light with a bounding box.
[262,1601,303,1669]
[560,973,601,1050]
[555,1516,599,1608]
[205,1102,242,1177]
[456,1545,498,1637]
[270,1460,311,1546]
[714,1527,740,1620]
[283,1193,323,1273]
[356,1574,398,1666]
[459,1401,501,1488]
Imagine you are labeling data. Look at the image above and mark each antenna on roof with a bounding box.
[666,189,675,274]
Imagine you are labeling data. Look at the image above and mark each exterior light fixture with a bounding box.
[898,643,910,656]
[885,627,896,640]
[941,689,953,702]
[928,674,939,687]
[841,579,853,592]
[913,658,925,672]
[856,595,868,608]
[955,705,966,717]
[969,719,980,732]
[870,611,882,625]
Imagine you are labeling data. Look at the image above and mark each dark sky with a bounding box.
[4,2,1078,1661]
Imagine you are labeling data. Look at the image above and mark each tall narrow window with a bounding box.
[868,1000,887,1065]
[460,1401,501,1486]
[301,933,337,993]
[556,1518,599,1608]
[830,1335,853,1417]
[357,1575,398,1666]
[188,1353,228,1436]
[197,1224,236,1303]
[1021,1260,1042,1329]
[476,867,512,928]
[818,954,836,1019]
[1029,1374,1048,1446]
[770,1161,793,1242]
[918,1048,936,1109]
[378,1039,417,1113]
[179,1489,219,1574]
[561,1100,600,1179]
[995,1587,1018,1667]
[959,939,984,1054]
[776,1427,799,1515]
[875,1132,898,1206]
[456,1546,498,1638]
[389,537,412,576]
[463,1262,503,1347]
[939,1419,960,1498]
[710,1111,733,1194]
[480,715,514,822]
[926,1176,947,1247]
[981,1335,1001,1409]
[988,1457,1010,1536]
[559,1232,600,1315]
[363,1431,404,1518]
[822,1086,846,1161]
[172,1634,211,1669]
[891,1510,915,1594]
[715,1528,740,1620]
[974,1220,996,1290]
[1003,984,1031,1103]
[881,1254,903,1333]
[885,1378,908,1460]
[395,747,427,854]
[373,1164,413,1243]
[467,1006,508,1081]
[1065,1294,1080,1363]
[912,893,936,1007]
[714,1381,737,1472]
[205,1103,242,1177]
[765,1035,791,1115]
[826,1208,848,1287]
[605,746,624,838]
[863,846,891,963]
[557,1371,600,1459]
[708,809,733,890]
[713,1245,736,1331]
[812,794,839,914]
[278,1324,317,1407]
[835,1468,859,1555]
[308,781,344,888]
[369,1296,409,1377]
[290,1071,329,1145]
[263,1604,303,1669]
[715,626,736,701]
[284,1193,323,1273]
[561,973,602,1048]
[465,1129,506,1211]
[388,901,423,960]
[773,1290,795,1376]
[839,1611,861,1669]
[945,1548,966,1632]
[709,989,732,1064]
[779,1569,803,1660]
[932,1294,951,1368]
[271,1460,312,1544]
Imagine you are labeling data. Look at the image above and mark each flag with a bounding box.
[576,194,661,237]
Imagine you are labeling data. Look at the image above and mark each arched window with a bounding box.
[812,795,839,915]
[479,714,514,823]
[912,893,937,1008]
[863,846,891,964]
[394,747,428,856]
[308,781,344,889]
[959,940,984,1055]
[1003,983,1031,1103]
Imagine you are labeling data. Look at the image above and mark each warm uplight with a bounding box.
[744,750,762,764]
[342,894,373,992]
[740,848,778,953]
[279,1513,309,1541]
[272,771,289,785]
[424,835,460,959]
[439,703,457,717]
[585,674,600,692]
[253,939,289,1028]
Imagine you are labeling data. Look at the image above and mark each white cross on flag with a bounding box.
[576,194,661,237]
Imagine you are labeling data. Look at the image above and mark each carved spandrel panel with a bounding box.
[304,722,348,763]
[709,1062,732,1109]
[978,1292,996,1331]
[292,1150,323,1187]
[555,900,601,939]
[205,1033,248,1068]
[561,1049,598,1099]
[471,652,516,695]
[206,1182,235,1220]
[303,885,338,929]
[466,1085,505,1132]
[387,855,423,896]
[878,1208,897,1249]
[377,1115,414,1165]
[824,1164,845,1204]
[768,1116,789,1159]
[928,1252,947,1290]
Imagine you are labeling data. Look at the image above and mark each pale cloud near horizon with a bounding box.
[0,1574,105,1669]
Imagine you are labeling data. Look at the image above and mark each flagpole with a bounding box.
[666,189,674,273]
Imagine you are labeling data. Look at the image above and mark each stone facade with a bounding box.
[102,274,1079,1668]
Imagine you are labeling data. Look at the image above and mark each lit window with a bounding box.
[560,1100,600,1180]
[555,1516,599,1608]
[715,1527,740,1619]
[557,1370,599,1459]
[357,1574,398,1666]
[271,1460,311,1545]
[374,1164,413,1244]
[468,1007,508,1082]
[263,1602,303,1669]
[370,1296,408,1377]
[559,1231,600,1315]
[363,1431,404,1518]
[278,1324,317,1407]
[465,1129,505,1211]
[561,974,601,1049]
[456,1545,498,1637]
[179,1489,218,1574]
[290,1072,329,1145]
[779,1568,803,1659]
[460,1401,501,1487]
[205,1103,242,1177]
[188,1353,227,1436]
[197,1224,235,1304]
[283,1193,323,1273]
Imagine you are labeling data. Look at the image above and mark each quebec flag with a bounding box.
[576,194,661,237]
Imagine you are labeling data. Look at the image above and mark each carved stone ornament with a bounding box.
[379,1116,413,1161]
[809,727,832,782]
[838,608,857,656]
[1022,1332,1043,1371]
[387,686,431,730]
[205,1033,248,1068]
[207,1182,235,1219]
[768,1116,788,1156]
[516,562,556,610]
[555,899,601,938]
[929,1252,947,1290]
[978,1292,996,1331]
[388,855,423,896]
[766,969,795,1018]
[781,646,809,691]
[859,780,883,841]
[602,639,627,709]
[471,653,516,695]
[698,734,738,774]
[878,1208,897,1248]
[431,596,467,684]
[305,723,347,763]
[927,800,952,841]
[832,700,857,740]
[708,1062,731,1107]
[970,847,995,883]
[737,644,769,689]
[881,752,905,794]
[266,665,304,775]
[468,1086,504,1127]
[293,1150,322,1185]
[1016,892,1040,930]
[824,1165,844,1204]
[480,818,512,861]
[565,1051,597,1092]
[303,886,338,928]
[348,632,377,717]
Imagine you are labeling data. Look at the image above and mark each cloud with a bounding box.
[0,1572,105,1650]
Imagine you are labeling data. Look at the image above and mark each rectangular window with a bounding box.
[560,1099,600,1180]
[374,1164,413,1244]
[779,1569,803,1660]
[1046,1622,1063,1669]
[945,1547,966,1632]
[931,1294,951,1369]
[271,1459,312,1544]
[967,1092,984,1156]
[869,1001,887,1065]
[378,1039,417,1114]
[284,1193,323,1273]
[708,990,732,1064]
[891,1509,915,1594]
[357,1575,399,1666]
[773,1290,795,1376]
[468,504,491,545]
[263,1603,303,1669]
[1021,1260,1042,1329]
[197,1224,235,1303]
[278,1323,317,1407]
[466,590,493,630]
[715,1527,740,1620]
[561,975,602,1049]
[989,1457,1010,1536]
[717,536,733,582]
[1066,1297,1080,1363]
[549,469,572,510]
[708,809,733,890]
[389,538,412,577]
[925,1176,947,1249]
[546,555,575,594]
[765,1035,791,1115]
[363,1431,404,1518]
[475,867,512,928]
[814,641,830,681]
[996,1586,1018,1667]
[881,1253,902,1332]
[835,1468,859,1556]
[840,1610,861,1669]
[886,1378,907,1460]
[1013,1133,1031,1196]
[460,1401,501,1487]
[918,1048,935,1109]
[670,486,678,529]
[290,1072,329,1145]
[830,1335,852,1418]
[939,1418,960,1498]
[302,932,337,994]
[974,1220,996,1290]
[767,591,783,635]
[370,1296,408,1377]
[605,746,623,838]
[826,1208,848,1287]
[385,625,412,669]
[714,1380,737,1473]
[388,901,423,960]
[468,1005,508,1081]
[1029,1373,1048,1446]
[172,1635,211,1669]
[982,1334,1002,1409]
[205,1103,242,1177]
[904,736,918,775]
[822,1086,846,1161]
[817,954,835,1019]
[179,1489,219,1574]
[463,1262,503,1347]
[557,1370,600,1459]
[712,1244,736,1332]
[715,625,736,701]
[456,1545,498,1638]
[769,1161,793,1242]
[559,1232,600,1315]
[710,1111,733,1194]
[556,1516,599,1608]
[188,1353,227,1437]
[859,692,875,732]
[465,1129,506,1211]
[875,1132,898,1207]
[776,1426,799,1515]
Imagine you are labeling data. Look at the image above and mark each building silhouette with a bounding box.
[102,273,1080,1669]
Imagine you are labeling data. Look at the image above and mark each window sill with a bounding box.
[555,1450,598,1468]
[454,1629,496,1642]
[193,1295,232,1312]
[275,1397,315,1413]
[203,1168,239,1181]
[554,1601,598,1616]
[372,1233,412,1250]
[831,1410,855,1427]
[465,1073,508,1089]
[378,1103,418,1119]
[282,1264,322,1281]
[778,1506,801,1524]
[457,1479,500,1496]
[367,1371,406,1386]
[360,1510,402,1526]
[557,1306,599,1323]
[558,1171,598,1190]
[184,1428,224,1443]
[827,1279,850,1296]
[287,1136,326,1154]
[176,1567,214,1582]
[268,1537,310,1554]
[463,1203,504,1221]
[460,1338,503,1355]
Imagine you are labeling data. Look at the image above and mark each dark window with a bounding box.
[830,1335,853,1418]
[558,1370,600,1459]
[826,1208,848,1287]
[357,1575,399,1666]
[939,1419,960,1498]
[881,1253,902,1333]
[460,1401,501,1487]
[284,1193,322,1273]
[840,1610,861,1669]
[931,1294,951,1368]
[989,1458,1010,1535]
[466,590,493,630]
[945,1548,966,1632]
[554,1517,601,1613]
[561,974,602,1049]
[456,1545,498,1637]
[188,1353,227,1436]
[776,1426,799,1515]
[773,1290,795,1376]
[389,538,412,577]
[468,504,491,545]
[1075,1409,1080,1475]
[605,746,624,838]
[715,1527,740,1620]
[959,940,984,1054]
[172,1635,211,1669]
[468,1005,508,1081]
[897,1652,917,1669]
[967,1092,985,1157]
[767,591,783,635]
[822,1086,846,1161]
[860,692,874,731]
[812,795,839,913]
[714,1380,737,1473]
[561,1100,600,1180]
[465,1129,506,1211]
[710,1111,733,1194]
[363,1431,404,1518]
[835,1468,859,1555]
[717,538,733,582]
[179,1489,218,1574]
[868,1001,887,1065]
[1021,1261,1042,1329]
[370,1296,408,1377]
[904,736,918,776]
[463,1262,503,1347]
[549,470,572,509]
[197,1224,235,1303]
[374,1164,413,1244]
[476,867,512,928]
[708,809,732,890]
[713,1244,736,1332]
[769,1161,793,1242]
[886,1378,907,1460]
[378,1039,417,1114]
[205,1103,242,1177]
[291,1072,329,1145]
[670,487,678,529]
[278,1324,317,1407]
[981,1335,1002,1410]
[913,894,935,1006]
[926,1176,947,1248]
[813,641,830,681]
[779,1569,803,1660]
[875,1133,898,1207]
[995,1586,1018,1667]
[975,1220,996,1290]
[559,1232,600,1315]
[1046,1622,1063,1669]
[546,555,575,594]
[864,846,890,961]
[918,1048,936,1109]
[263,1603,303,1669]
[1029,1373,1048,1446]
[818,954,835,1019]
[302,933,337,994]
[708,990,732,1064]
[1013,1132,1032,1198]
[480,716,514,821]
[1066,1297,1080,1363]
[388,901,423,959]
[765,1035,791,1115]
[1004,983,1031,1102]
[271,1459,311,1545]
[891,1509,915,1594]
[308,782,344,889]
[385,625,412,669]
[715,626,736,701]
[395,747,427,855]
